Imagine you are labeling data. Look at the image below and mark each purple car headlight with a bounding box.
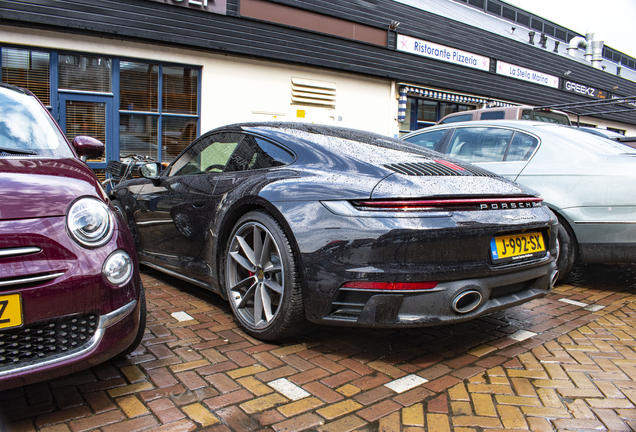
[103,250,133,286]
[67,197,114,248]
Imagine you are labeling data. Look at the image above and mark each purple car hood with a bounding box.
[0,158,105,220]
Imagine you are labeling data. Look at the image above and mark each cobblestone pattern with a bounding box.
[1,263,635,431]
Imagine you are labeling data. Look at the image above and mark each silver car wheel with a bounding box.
[226,221,284,330]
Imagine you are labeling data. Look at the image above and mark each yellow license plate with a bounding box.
[490,232,546,262]
[0,293,23,330]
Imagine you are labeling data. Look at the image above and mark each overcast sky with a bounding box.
[503,0,636,57]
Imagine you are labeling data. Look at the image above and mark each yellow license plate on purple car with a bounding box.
[0,293,23,330]
[490,232,546,263]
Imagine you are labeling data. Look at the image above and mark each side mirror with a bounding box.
[72,136,104,160]
[139,162,163,186]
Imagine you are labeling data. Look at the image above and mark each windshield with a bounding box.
[539,125,636,155]
[0,86,73,157]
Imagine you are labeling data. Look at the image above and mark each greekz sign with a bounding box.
[564,80,609,100]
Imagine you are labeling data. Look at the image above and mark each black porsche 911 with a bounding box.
[110,122,559,340]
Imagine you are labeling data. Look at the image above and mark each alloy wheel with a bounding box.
[226,221,284,330]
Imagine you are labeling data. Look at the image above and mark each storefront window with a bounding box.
[407,97,474,131]
[118,62,199,162]
[120,61,158,112]
[1,46,200,169]
[119,114,158,160]
[162,116,198,163]
[65,100,107,162]
[59,54,111,92]
[417,100,437,123]
[1,48,50,105]
[440,103,455,118]
[163,66,198,115]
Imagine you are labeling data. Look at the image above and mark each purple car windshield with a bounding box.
[0,87,74,158]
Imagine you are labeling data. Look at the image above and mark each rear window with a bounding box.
[439,114,473,124]
[521,109,570,125]
[479,111,505,120]
[446,127,513,163]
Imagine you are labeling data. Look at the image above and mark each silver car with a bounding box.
[402,120,636,279]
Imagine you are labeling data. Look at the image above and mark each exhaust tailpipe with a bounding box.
[452,290,482,314]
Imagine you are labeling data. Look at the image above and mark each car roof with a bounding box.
[207,121,504,177]
[218,121,440,159]
[224,122,404,144]
[407,119,562,133]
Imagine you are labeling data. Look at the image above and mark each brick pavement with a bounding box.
[1,263,636,431]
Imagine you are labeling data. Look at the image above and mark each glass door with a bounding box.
[59,93,113,170]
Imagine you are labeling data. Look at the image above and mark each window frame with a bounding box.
[0,44,202,170]
[167,132,296,178]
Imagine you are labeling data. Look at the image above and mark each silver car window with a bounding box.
[506,132,539,161]
[403,129,446,149]
[447,127,513,163]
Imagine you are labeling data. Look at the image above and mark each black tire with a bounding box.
[224,211,308,340]
[116,284,147,358]
[111,199,128,225]
[555,216,577,281]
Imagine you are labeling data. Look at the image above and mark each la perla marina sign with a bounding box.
[146,0,227,14]
[397,35,490,72]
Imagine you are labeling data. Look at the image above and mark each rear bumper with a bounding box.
[273,200,558,326]
[317,259,558,327]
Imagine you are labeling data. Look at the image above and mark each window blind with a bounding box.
[120,61,158,112]
[1,48,50,105]
[162,66,197,115]
[59,55,111,92]
[65,100,106,162]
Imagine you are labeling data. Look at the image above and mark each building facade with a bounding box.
[2,0,635,172]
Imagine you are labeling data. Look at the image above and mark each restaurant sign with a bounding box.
[397,35,490,72]
[496,60,559,89]
[564,80,609,100]
[147,0,227,15]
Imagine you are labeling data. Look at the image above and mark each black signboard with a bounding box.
[564,80,609,100]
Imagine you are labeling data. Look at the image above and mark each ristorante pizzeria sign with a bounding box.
[147,0,227,14]
[397,35,490,72]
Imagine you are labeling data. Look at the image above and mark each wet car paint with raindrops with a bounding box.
[110,122,559,340]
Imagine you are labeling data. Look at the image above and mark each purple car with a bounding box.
[0,83,145,390]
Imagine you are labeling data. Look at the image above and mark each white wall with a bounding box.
[199,55,395,135]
